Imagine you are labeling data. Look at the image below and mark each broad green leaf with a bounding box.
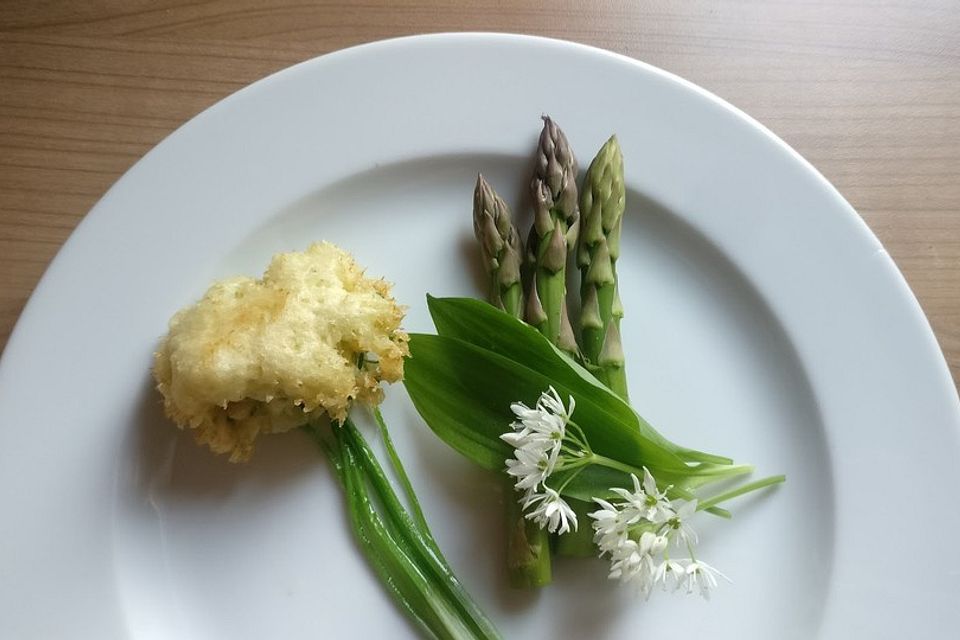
[403,336,510,470]
[405,296,777,516]
[425,296,688,456]
[404,333,691,475]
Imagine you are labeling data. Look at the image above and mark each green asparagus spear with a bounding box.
[527,117,592,558]
[556,135,627,557]
[473,174,524,319]
[473,174,552,588]
[577,135,627,400]
[526,116,579,357]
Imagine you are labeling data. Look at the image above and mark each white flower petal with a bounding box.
[680,560,727,599]
[525,486,577,534]
[499,432,525,446]
[539,386,566,416]
[642,468,659,496]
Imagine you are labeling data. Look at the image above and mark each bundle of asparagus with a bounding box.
[473,117,630,583]
[410,116,782,602]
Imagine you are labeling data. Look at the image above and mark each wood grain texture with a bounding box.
[1,0,958,387]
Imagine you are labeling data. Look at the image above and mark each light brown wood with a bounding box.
[1,1,958,388]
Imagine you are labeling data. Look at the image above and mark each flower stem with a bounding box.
[555,466,588,494]
[590,453,643,476]
[372,406,432,535]
[584,454,734,518]
[697,475,786,511]
[565,419,591,453]
[553,456,594,474]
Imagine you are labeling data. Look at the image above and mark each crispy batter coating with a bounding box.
[153,242,408,461]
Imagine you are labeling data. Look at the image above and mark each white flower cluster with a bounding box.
[502,388,729,600]
[501,387,580,534]
[589,469,726,599]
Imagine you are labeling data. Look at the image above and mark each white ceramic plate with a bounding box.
[1,34,958,639]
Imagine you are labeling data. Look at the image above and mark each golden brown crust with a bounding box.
[153,242,409,462]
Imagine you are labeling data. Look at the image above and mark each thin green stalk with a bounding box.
[697,475,787,511]
[668,486,731,519]
[504,489,551,588]
[342,421,449,566]
[373,406,432,535]
[586,453,743,518]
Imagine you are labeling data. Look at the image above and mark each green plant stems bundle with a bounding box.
[473,174,552,588]
[525,116,580,357]
[577,135,627,400]
[312,418,501,640]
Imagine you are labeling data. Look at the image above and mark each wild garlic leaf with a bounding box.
[404,332,690,475]
[424,296,685,455]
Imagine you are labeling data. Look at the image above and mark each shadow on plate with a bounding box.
[128,373,321,505]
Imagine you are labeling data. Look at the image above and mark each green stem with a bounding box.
[340,421,500,639]
[372,406,432,536]
[505,483,552,589]
[555,451,617,556]
[668,486,730,519]
[536,260,566,346]
[315,421,501,639]
[592,280,628,401]
[590,453,642,476]
[553,456,593,474]
[333,426,455,638]
[501,283,523,320]
[554,465,588,494]
[585,454,736,518]
[491,238,548,590]
[697,475,786,511]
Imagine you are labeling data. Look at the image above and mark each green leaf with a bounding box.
[405,332,690,475]
[405,296,781,520]
[424,296,686,456]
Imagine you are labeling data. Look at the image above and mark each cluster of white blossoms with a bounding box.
[502,387,727,599]
[589,468,727,599]
[500,387,583,535]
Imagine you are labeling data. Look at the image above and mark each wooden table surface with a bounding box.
[1,1,958,389]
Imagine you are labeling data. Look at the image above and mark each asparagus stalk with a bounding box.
[473,174,524,319]
[577,135,627,400]
[556,135,628,557]
[526,116,580,357]
[526,117,595,558]
[473,175,552,588]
